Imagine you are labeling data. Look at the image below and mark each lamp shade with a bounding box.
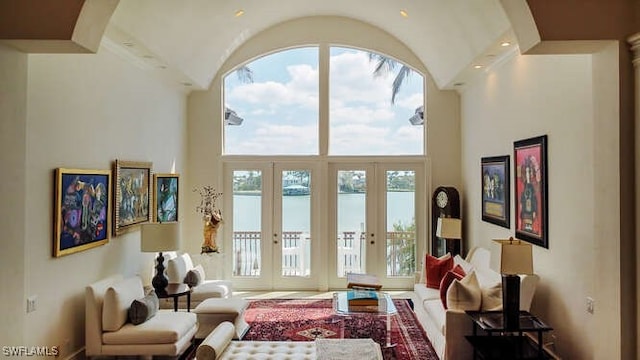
[436,218,462,239]
[141,222,180,252]
[494,237,533,274]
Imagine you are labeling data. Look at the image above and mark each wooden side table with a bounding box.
[157,283,192,312]
[465,310,553,359]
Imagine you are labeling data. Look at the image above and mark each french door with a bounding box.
[328,162,424,290]
[223,160,424,291]
[223,162,319,290]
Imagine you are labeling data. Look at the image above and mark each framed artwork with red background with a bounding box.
[514,135,548,248]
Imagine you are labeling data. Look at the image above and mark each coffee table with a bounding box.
[333,291,397,349]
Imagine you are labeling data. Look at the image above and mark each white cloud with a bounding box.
[224,47,424,156]
[226,123,317,155]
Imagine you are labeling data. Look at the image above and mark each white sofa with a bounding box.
[163,253,233,310]
[195,322,383,360]
[85,274,197,358]
[413,247,539,360]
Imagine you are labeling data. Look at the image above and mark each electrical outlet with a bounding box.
[27,295,37,313]
[586,297,595,314]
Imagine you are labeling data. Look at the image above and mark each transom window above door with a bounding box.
[223,46,425,156]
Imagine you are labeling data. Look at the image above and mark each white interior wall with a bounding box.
[186,16,461,262]
[18,47,187,358]
[0,45,28,347]
[461,47,620,359]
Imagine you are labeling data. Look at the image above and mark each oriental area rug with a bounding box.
[242,299,438,360]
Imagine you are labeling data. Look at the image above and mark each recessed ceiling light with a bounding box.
[235,9,245,17]
[400,9,409,18]
[501,41,511,47]
[474,65,483,69]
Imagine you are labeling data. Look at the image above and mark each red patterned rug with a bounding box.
[242,299,438,360]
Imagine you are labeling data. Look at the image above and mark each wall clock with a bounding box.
[431,186,460,257]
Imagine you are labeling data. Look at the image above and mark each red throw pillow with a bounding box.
[425,253,453,289]
[439,265,466,309]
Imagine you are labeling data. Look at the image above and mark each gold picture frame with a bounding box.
[113,160,153,236]
[53,168,111,257]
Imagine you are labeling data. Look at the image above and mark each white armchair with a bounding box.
[165,253,232,310]
[85,274,197,358]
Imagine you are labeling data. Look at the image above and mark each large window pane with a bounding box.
[329,47,424,155]
[224,47,319,155]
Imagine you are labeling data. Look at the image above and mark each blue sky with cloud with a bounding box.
[224,46,424,155]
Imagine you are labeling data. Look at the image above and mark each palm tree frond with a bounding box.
[235,65,254,83]
[369,53,398,78]
[391,65,412,104]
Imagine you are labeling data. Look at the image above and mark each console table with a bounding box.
[465,310,553,359]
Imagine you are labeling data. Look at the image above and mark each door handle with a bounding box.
[273,233,278,244]
[370,233,375,244]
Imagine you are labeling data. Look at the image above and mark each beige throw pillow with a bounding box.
[446,271,481,311]
[481,282,503,311]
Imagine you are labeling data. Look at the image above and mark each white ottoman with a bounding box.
[194,298,250,340]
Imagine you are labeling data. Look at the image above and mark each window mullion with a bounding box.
[319,43,329,156]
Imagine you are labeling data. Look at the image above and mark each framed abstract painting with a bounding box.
[514,135,548,248]
[481,155,510,228]
[113,160,152,236]
[153,173,179,222]
[53,168,111,257]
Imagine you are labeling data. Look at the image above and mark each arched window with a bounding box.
[223,46,424,155]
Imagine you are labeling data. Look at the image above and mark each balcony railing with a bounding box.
[232,230,415,277]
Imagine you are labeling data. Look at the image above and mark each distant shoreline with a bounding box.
[233,189,413,195]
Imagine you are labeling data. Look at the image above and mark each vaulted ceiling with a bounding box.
[6,0,610,93]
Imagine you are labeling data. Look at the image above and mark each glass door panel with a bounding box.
[224,164,274,290]
[385,170,416,277]
[231,170,264,277]
[280,170,311,277]
[336,170,367,277]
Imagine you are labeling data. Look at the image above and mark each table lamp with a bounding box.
[436,217,462,256]
[493,237,533,330]
[141,222,180,294]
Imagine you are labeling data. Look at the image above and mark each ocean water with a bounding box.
[232,192,415,231]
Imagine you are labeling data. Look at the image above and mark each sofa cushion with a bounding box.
[423,299,447,334]
[453,254,474,274]
[439,265,466,309]
[191,280,233,301]
[425,253,453,289]
[184,264,205,287]
[103,276,145,331]
[473,266,502,289]
[128,290,160,325]
[446,271,481,311]
[167,253,195,284]
[413,283,440,302]
[103,311,197,345]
